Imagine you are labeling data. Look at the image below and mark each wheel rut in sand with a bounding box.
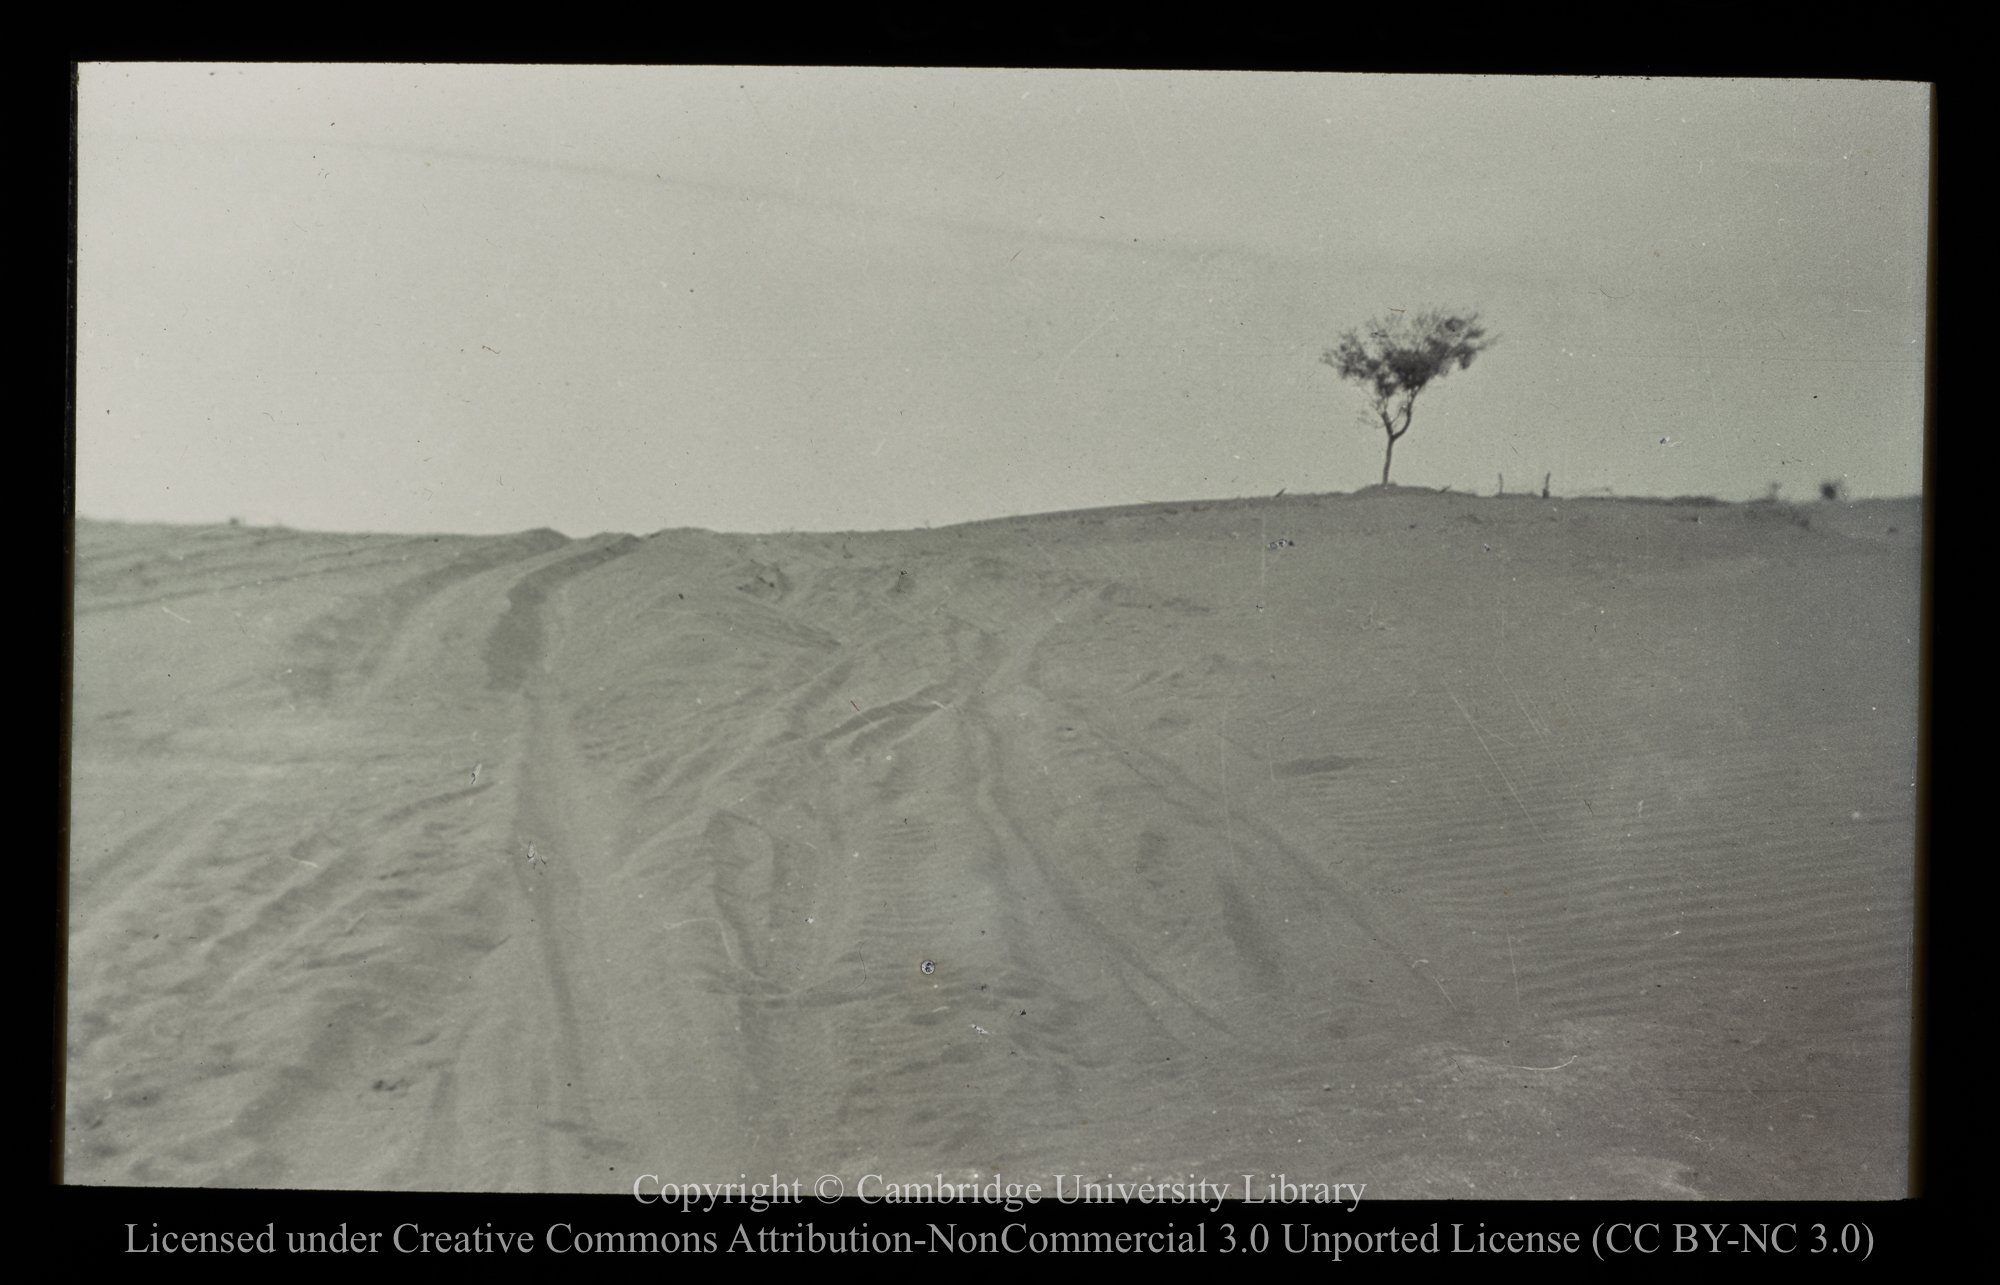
[280,529,574,703]
[552,573,1460,1177]
[468,539,762,1185]
[160,535,660,1191]
[482,538,644,693]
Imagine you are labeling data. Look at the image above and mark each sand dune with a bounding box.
[65,491,1919,1198]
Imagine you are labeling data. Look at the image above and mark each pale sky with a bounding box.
[76,66,1930,536]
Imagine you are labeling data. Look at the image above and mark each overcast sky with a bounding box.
[76,66,1930,536]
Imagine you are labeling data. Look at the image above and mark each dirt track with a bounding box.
[66,492,1920,1197]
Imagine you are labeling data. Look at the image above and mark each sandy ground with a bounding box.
[64,491,1920,1197]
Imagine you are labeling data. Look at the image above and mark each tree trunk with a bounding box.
[1381,434,1396,487]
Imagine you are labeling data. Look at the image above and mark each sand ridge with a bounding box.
[66,492,1919,1196]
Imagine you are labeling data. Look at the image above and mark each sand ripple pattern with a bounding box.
[67,497,1918,1196]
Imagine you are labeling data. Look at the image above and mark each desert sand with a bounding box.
[64,490,1919,1198]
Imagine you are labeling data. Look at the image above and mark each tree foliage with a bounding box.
[1322,309,1496,486]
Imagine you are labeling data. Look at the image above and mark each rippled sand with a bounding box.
[65,492,1919,1197]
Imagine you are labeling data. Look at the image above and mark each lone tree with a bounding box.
[1323,309,1496,487]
